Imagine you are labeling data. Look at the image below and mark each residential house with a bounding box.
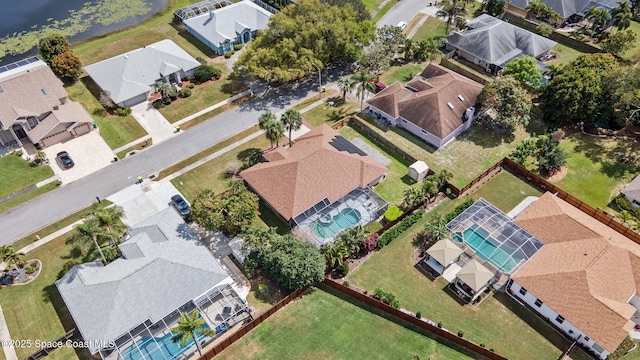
[182,0,273,55]
[240,124,388,246]
[366,64,483,149]
[509,192,640,359]
[0,58,92,149]
[506,0,618,23]
[84,39,200,107]
[56,208,250,360]
[622,174,640,207]
[445,14,557,74]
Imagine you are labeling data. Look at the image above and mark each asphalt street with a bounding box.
[0,65,352,244]
[377,0,432,27]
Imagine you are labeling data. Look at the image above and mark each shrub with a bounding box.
[338,262,349,276]
[437,321,442,328]
[233,43,244,51]
[187,83,195,89]
[196,56,207,65]
[92,107,105,117]
[415,311,421,318]
[372,288,399,308]
[364,221,383,233]
[343,281,350,288]
[13,150,23,157]
[457,331,464,337]
[24,263,37,274]
[113,107,132,116]
[153,100,165,109]
[241,148,263,169]
[377,211,424,249]
[615,194,640,218]
[362,233,379,253]
[225,161,240,177]
[383,206,403,222]
[179,88,192,98]
[608,336,635,360]
[162,97,172,105]
[224,50,235,59]
[194,65,215,82]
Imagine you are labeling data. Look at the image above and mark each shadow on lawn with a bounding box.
[493,292,574,352]
[570,134,640,178]
[171,24,219,59]
[464,121,515,149]
[317,284,479,359]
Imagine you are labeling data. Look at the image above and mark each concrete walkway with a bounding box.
[113,135,153,155]
[131,102,177,144]
[0,306,17,360]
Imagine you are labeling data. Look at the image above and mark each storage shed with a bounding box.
[408,160,429,182]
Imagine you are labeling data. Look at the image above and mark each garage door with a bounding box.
[72,123,91,136]
[122,93,149,108]
[41,131,72,148]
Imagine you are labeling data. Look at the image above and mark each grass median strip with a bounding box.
[0,182,59,216]
[116,138,153,160]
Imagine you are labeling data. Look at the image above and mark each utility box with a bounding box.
[408,160,429,182]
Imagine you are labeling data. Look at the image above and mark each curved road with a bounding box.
[1,67,349,244]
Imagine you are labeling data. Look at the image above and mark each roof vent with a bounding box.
[124,55,128,59]
[53,105,59,110]
[447,102,454,109]
[457,94,465,101]
[41,89,46,95]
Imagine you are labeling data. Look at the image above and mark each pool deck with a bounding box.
[442,263,462,283]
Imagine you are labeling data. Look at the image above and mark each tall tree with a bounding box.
[91,204,125,245]
[264,117,285,147]
[601,29,637,56]
[68,217,108,264]
[482,0,509,16]
[235,0,375,82]
[424,213,448,243]
[352,70,376,110]
[0,246,25,272]
[281,109,303,147]
[38,33,71,64]
[436,0,470,35]
[337,76,357,100]
[612,0,633,30]
[502,56,542,86]
[171,310,216,356]
[258,111,277,130]
[478,76,532,131]
[50,51,83,82]
[262,235,325,290]
[535,136,567,176]
[585,6,611,32]
[375,25,406,58]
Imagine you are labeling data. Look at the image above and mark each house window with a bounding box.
[555,315,564,324]
[420,129,428,134]
[584,336,590,342]
[633,199,640,207]
[27,117,38,129]
[519,287,527,296]
[401,119,408,124]
[534,299,543,307]
[592,343,604,353]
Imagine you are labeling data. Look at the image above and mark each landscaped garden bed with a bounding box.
[0,259,42,286]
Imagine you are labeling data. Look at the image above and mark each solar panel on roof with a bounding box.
[329,135,367,156]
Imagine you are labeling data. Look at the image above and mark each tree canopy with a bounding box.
[38,33,71,64]
[38,33,82,81]
[502,56,542,86]
[478,76,531,131]
[541,54,618,127]
[601,29,637,57]
[191,181,259,236]
[235,0,374,82]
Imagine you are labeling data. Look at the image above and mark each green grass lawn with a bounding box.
[347,172,577,360]
[379,62,428,85]
[546,43,583,66]
[553,134,640,211]
[0,232,92,360]
[411,16,446,41]
[216,286,475,360]
[65,82,147,149]
[338,124,416,204]
[362,0,385,14]
[301,98,358,127]
[0,155,53,199]
[158,70,249,123]
[623,20,640,60]
[372,1,395,22]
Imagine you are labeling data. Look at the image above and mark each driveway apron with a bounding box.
[131,102,176,144]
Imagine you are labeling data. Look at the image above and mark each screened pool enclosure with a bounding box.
[446,199,544,274]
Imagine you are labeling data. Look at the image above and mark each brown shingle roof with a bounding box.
[366,64,483,139]
[513,192,640,352]
[240,125,387,221]
[27,102,93,142]
[0,64,68,129]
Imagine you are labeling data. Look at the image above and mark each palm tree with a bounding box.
[339,224,367,254]
[281,109,303,147]
[264,118,284,148]
[424,214,448,243]
[403,38,415,60]
[155,81,173,99]
[337,76,357,101]
[525,0,544,18]
[434,169,454,190]
[436,0,469,34]
[352,70,376,111]
[421,180,438,203]
[171,310,216,356]
[258,111,277,130]
[101,245,120,262]
[0,246,25,272]
[426,37,445,65]
[92,204,125,245]
[585,6,611,32]
[322,242,349,267]
[68,217,107,264]
[612,0,632,30]
[403,187,424,209]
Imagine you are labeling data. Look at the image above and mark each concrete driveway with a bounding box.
[43,131,113,185]
[131,102,177,144]
[106,180,184,226]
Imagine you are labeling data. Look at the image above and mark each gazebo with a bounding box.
[424,239,463,275]
[455,259,495,300]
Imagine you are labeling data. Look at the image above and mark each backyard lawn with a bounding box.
[65,82,147,149]
[158,69,249,123]
[362,0,385,14]
[0,154,53,199]
[411,16,446,41]
[215,286,475,360]
[554,134,640,211]
[301,98,358,127]
[379,62,428,86]
[347,172,585,360]
[0,232,92,360]
[338,124,416,204]
[546,43,583,67]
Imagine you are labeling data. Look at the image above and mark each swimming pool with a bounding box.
[118,324,209,360]
[311,208,362,239]
[454,225,517,273]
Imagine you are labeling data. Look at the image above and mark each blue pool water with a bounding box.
[119,325,209,360]
[455,225,517,273]
[311,208,362,239]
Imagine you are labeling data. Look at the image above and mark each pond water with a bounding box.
[0,0,169,64]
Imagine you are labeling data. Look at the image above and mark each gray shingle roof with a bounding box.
[446,14,557,67]
[622,175,640,203]
[510,0,618,18]
[184,0,272,48]
[56,208,230,354]
[83,39,200,104]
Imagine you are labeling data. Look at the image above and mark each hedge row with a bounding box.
[377,211,423,249]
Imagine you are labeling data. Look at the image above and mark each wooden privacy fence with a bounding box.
[322,279,508,360]
[199,286,310,359]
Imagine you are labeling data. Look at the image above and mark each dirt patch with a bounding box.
[546,165,568,182]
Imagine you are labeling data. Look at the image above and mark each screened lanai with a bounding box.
[446,198,544,274]
[174,0,232,22]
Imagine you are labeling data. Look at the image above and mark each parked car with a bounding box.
[368,80,386,93]
[56,151,74,169]
[171,194,190,217]
[397,21,408,30]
